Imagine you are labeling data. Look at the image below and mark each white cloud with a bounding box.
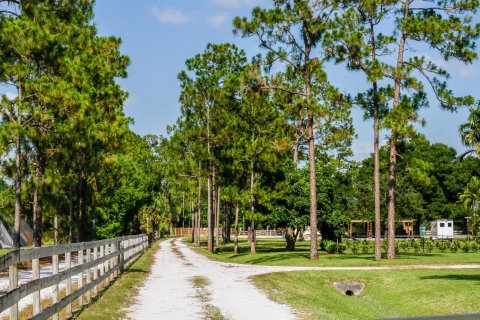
[152,7,188,25]
[419,53,478,80]
[5,92,17,100]
[351,139,388,161]
[124,95,139,108]
[208,14,229,28]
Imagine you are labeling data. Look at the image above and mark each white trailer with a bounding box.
[430,219,454,239]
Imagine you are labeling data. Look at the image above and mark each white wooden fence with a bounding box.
[0,234,151,319]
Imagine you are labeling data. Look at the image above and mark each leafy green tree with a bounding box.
[177,43,248,252]
[459,176,480,237]
[234,0,353,260]
[460,104,480,156]
[382,0,479,259]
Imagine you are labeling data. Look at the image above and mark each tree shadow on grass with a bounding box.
[124,268,149,274]
[419,274,480,284]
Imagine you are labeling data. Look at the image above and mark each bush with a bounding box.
[399,240,410,253]
[322,240,338,254]
[337,242,347,254]
[436,241,447,253]
[351,241,360,254]
[361,240,370,254]
[425,240,434,253]
[449,240,460,253]
[461,241,470,253]
[412,240,421,253]
[470,241,479,252]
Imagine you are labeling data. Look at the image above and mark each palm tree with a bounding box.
[458,176,480,239]
[460,104,480,157]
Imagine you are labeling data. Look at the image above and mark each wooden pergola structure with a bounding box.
[348,220,373,238]
[348,219,418,238]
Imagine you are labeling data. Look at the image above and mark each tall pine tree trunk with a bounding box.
[191,201,195,243]
[234,203,239,254]
[14,134,22,249]
[69,182,74,244]
[54,209,58,245]
[216,186,221,247]
[197,178,201,245]
[33,161,42,247]
[13,82,23,249]
[369,18,382,262]
[250,159,256,254]
[388,1,409,260]
[307,109,318,259]
[76,174,82,243]
[373,84,381,261]
[207,172,214,252]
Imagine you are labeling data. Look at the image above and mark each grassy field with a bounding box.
[187,237,480,267]
[77,240,161,320]
[252,268,480,319]
[0,249,10,255]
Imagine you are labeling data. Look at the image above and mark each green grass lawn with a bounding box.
[187,237,480,267]
[77,239,162,320]
[252,268,480,319]
[0,249,10,255]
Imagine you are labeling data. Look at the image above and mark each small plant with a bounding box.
[412,240,421,253]
[361,240,370,254]
[470,241,479,252]
[351,241,360,254]
[394,241,400,254]
[425,240,434,253]
[322,240,337,253]
[461,241,470,253]
[345,240,352,249]
[399,240,410,253]
[337,242,347,254]
[449,240,460,253]
[437,241,447,253]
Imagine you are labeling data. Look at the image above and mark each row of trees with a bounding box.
[0,1,162,248]
[161,0,480,261]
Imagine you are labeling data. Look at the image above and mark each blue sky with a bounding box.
[93,0,480,160]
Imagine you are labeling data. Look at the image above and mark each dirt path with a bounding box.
[126,238,480,320]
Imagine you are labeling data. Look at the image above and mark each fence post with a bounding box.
[52,253,59,320]
[65,251,72,317]
[77,249,83,307]
[109,242,116,281]
[86,247,91,303]
[9,259,18,320]
[100,244,105,287]
[93,246,98,297]
[32,257,40,315]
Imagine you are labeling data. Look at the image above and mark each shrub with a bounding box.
[449,240,460,253]
[461,241,470,253]
[361,240,370,254]
[437,241,448,253]
[470,241,479,252]
[425,240,434,253]
[322,240,336,253]
[412,240,421,253]
[337,242,347,254]
[399,240,410,253]
[351,241,360,254]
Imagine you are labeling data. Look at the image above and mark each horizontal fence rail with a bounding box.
[171,228,283,237]
[0,233,155,320]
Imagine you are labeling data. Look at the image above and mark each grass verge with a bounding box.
[185,237,480,267]
[252,268,480,319]
[76,240,161,320]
